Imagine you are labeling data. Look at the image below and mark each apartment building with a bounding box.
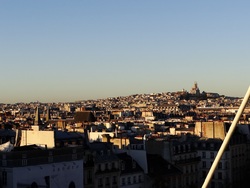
[0,145,84,188]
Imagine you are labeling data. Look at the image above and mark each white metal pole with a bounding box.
[202,86,250,188]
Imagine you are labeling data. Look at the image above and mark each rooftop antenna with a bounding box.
[202,86,250,188]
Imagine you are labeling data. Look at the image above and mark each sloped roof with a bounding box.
[0,129,15,137]
[117,152,144,175]
[55,131,84,140]
[89,142,119,163]
[74,111,96,123]
[147,154,182,177]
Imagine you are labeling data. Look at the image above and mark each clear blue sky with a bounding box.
[0,1,249,103]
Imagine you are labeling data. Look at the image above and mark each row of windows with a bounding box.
[130,144,144,150]
[202,151,229,159]
[183,164,197,173]
[175,153,196,161]
[202,171,224,180]
[98,176,117,187]
[173,144,191,154]
[231,146,246,158]
[202,152,215,159]
[121,175,142,186]
[11,154,78,167]
[97,162,117,171]
[202,161,229,170]
[55,140,83,147]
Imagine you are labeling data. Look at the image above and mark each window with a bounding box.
[186,177,189,185]
[2,171,7,186]
[121,162,125,170]
[2,160,7,166]
[72,153,77,160]
[210,143,214,149]
[202,171,206,178]
[202,152,206,158]
[108,163,112,170]
[191,165,194,172]
[112,176,117,184]
[128,177,131,184]
[133,176,137,183]
[210,152,214,159]
[122,178,125,185]
[211,181,215,188]
[87,170,92,183]
[218,162,222,169]
[138,175,142,182]
[48,156,53,163]
[218,182,223,188]
[218,172,222,180]
[22,159,27,166]
[202,143,206,148]
[98,178,103,187]
[105,177,110,185]
[225,162,229,169]
[202,161,206,168]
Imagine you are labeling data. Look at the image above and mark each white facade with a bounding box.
[20,126,55,148]
[2,160,83,188]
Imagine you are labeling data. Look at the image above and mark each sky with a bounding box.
[0,1,250,103]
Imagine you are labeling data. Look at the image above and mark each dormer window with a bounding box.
[121,162,125,170]
[210,143,214,149]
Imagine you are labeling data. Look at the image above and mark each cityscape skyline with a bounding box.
[1,1,250,103]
